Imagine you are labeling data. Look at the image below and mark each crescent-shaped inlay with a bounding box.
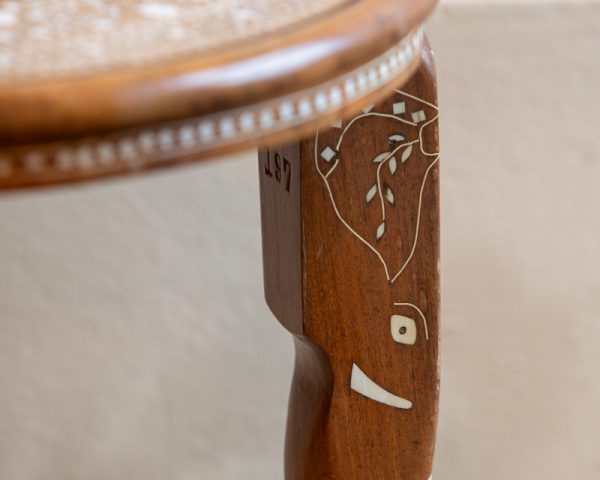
[350,363,413,410]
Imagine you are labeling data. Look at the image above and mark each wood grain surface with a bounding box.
[0,31,427,190]
[259,43,440,479]
[0,0,437,191]
[0,0,436,143]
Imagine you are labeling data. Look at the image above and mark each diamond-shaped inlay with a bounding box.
[320,146,337,162]
[393,102,406,115]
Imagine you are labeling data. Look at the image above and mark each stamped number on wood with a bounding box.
[264,150,292,192]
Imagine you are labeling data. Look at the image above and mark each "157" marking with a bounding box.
[264,151,291,192]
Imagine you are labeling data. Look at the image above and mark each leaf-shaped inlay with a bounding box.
[389,157,398,175]
[385,188,395,205]
[366,185,378,203]
[376,222,386,241]
[401,145,413,163]
[373,152,390,164]
[389,134,406,143]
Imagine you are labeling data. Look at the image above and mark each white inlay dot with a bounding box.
[219,117,236,139]
[55,149,73,170]
[314,91,328,112]
[357,72,368,91]
[75,146,94,168]
[178,126,196,146]
[259,109,275,129]
[391,315,417,345]
[138,132,156,153]
[158,128,175,150]
[96,142,115,165]
[379,62,390,80]
[118,140,137,161]
[24,152,45,172]
[344,78,357,98]
[278,101,294,123]
[298,98,312,118]
[329,86,343,107]
[198,121,215,142]
[239,112,255,133]
[368,68,378,86]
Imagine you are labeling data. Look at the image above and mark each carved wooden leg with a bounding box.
[259,43,440,480]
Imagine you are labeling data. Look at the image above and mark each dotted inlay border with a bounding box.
[0,29,424,185]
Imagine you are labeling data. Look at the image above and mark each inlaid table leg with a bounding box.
[259,43,440,480]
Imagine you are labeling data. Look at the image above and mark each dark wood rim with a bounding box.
[0,0,436,144]
[0,35,427,191]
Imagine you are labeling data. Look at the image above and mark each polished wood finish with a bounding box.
[0,0,436,190]
[0,2,442,477]
[0,37,422,191]
[0,0,436,142]
[260,44,440,479]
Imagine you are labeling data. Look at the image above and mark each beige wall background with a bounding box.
[0,1,598,479]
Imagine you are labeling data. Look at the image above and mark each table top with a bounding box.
[0,0,436,189]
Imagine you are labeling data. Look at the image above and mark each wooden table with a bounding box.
[0,1,440,478]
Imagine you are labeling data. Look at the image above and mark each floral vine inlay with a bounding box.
[315,89,440,284]
[314,89,440,412]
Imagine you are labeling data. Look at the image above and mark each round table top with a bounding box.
[0,0,436,189]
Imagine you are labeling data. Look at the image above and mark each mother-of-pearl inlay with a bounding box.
[350,363,413,410]
[315,89,440,285]
[391,314,417,345]
[315,87,439,411]
[0,29,424,187]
